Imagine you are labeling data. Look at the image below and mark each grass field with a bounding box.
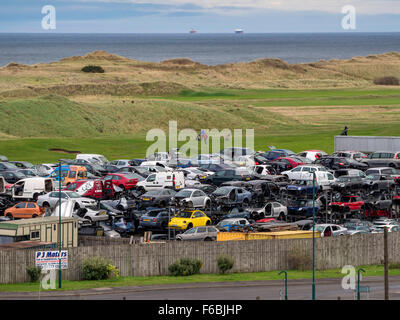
[0,51,399,163]
[0,264,396,292]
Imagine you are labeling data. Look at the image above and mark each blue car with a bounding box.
[287,199,320,217]
[111,216,136,235]
[139,208,171,230]
[286,180,321,198]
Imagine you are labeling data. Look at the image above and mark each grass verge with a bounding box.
[0,264,398,293]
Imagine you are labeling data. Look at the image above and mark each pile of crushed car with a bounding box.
[1,147,400,241]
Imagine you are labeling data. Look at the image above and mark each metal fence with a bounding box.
[1,232,400,284]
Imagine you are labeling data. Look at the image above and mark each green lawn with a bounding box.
[166,88,400,106]
[0,264,397,293]
[1,123,400,163]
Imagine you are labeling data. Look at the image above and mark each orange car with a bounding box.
[4,202,45,219]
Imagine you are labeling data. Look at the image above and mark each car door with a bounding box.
[331,225,342,236]
[14,202,27,218]
[264,203,272,217]
[195,227,207,240]
[144,174,157,190]
[288,166,302,180]
[192,190,204,207]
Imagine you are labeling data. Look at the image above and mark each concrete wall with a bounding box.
[1,233,399,284]
[335,136,400,153]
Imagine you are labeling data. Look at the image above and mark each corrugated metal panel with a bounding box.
[335,136,400,152]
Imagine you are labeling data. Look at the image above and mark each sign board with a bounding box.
[35,250,68,270]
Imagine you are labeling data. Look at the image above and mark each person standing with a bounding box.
[341,126,348,136]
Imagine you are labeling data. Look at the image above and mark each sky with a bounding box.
[0,0,399,33]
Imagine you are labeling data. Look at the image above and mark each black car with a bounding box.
[9,161,36,169]
[0,170,26,184]
[139,189,177,208]
[204,169,253,186]
[199,163,234,173]
[331,175,364,193]
[116,166,149,178]
[315,156,351,170]
[0,162,19,172]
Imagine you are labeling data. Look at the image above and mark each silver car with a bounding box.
[172,189,211,208]
[37,191,96,209]
[175,226,219,241]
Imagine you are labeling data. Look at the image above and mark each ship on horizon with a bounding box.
[235,28,244,34]
[189,29,196,33]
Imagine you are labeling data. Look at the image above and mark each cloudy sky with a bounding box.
[1,0,399,32]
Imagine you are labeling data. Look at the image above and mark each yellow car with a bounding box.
[168,210,212,230]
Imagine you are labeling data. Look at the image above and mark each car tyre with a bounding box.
[186,223,193,230]
[206,220,211,225]
[6,213,13,220]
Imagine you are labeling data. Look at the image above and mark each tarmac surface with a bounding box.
[1,276,400,300]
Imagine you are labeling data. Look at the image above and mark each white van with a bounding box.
[76,154,109,165]
[299,171,336,188]
[136,171,185,192]
[140,161,172,170]
[12,177,54,200]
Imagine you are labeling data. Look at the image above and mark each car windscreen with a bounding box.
[67,192,81,198]
[213,187,231,196]
[174,211,192,218]
[175,190,192,197]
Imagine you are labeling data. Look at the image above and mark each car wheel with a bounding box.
[6,213,13,220]
[187,223,193,230]
[278,212,286,221]
[32,214,38,218]
[206,220,211,225]
[33,193,39,201]
[205,200,210,209]
[43,202,50,208]
[204,237,212,241]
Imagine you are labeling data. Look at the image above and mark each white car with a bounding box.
[314,224,348,237]
[172,188,211,208]
[37,191,96,209]
[282,166,335,187]
[296,150,328,162]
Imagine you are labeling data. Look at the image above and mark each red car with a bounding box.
[256,218,277,223]
[63,179,114,199]
[330,195,364,213]
[273,156,308,169]
[103,173,138,190]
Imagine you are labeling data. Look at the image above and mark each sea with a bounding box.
[0,32,399,66]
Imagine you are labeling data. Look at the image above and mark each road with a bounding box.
[1,276,400,300]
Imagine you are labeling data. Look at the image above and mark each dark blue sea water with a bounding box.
[0,33,399,66]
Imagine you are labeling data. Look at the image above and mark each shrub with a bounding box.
[168,258,203,276]
[373,76,399,86]
[217,255,234,274]
[81,65,105,73]
[26,266,42,282]
[287,248,312,271]
[82,256,119,280]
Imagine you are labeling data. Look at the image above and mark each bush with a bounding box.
[287,248,312,271]
[26,266,42,282]
[82,256,119,280]
[81,65,105,73]
[217,255,234,274]
[373,76,399,86]
[168,258,203,276]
